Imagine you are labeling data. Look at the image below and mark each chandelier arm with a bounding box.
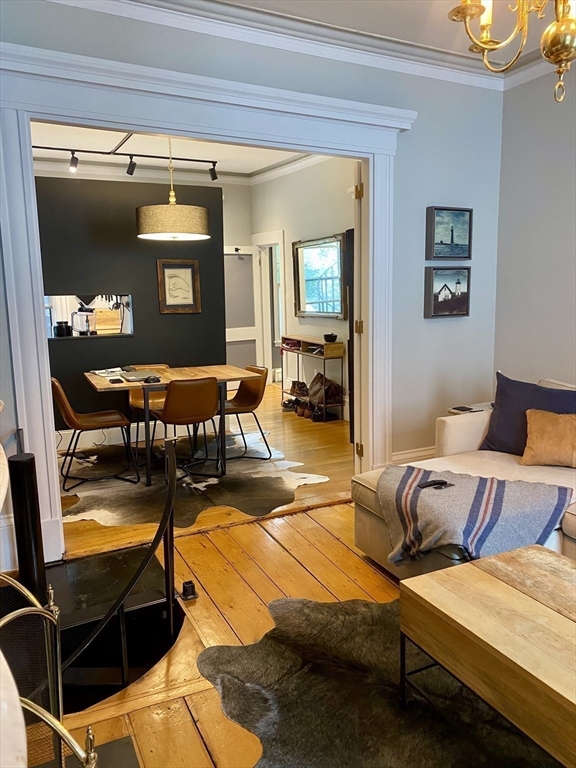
[481,28,529,71]
[529,0,551,19]
[464,11,525,51]
[555,0,569,21]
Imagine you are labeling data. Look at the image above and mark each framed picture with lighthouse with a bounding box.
[426,206,472,259]
[424,267,470,318]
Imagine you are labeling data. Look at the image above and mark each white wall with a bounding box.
[0,255,17,453]
[220,183,253,246]
[1,0,504,454]
[391,77,502,451]
[252,157,355,398]
[0,245,18,569]
[495,70,576,386]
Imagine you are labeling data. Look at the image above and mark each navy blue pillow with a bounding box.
[480,372,576,456]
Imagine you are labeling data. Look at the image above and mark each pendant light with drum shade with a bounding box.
[136,139,210,241]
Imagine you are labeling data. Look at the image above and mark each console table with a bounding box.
[400,546,576,767]
[280,334,345,421]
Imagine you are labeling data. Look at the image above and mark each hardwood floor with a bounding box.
[62,385,355,559]
[63,503,398,767]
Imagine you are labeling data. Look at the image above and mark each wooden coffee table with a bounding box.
[400,546,576,767]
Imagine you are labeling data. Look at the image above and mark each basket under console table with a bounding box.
[280,334,345,421]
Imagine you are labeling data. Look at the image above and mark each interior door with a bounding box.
[224,247,264,371]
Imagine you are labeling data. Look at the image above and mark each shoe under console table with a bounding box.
[280,334,345,421]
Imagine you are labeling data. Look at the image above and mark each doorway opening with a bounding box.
[267,244,283,380]
[28,121,360,559]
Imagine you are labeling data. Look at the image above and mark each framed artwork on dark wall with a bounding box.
[424,267,470,318]
[157,259,202,314]
[426,207,473,260]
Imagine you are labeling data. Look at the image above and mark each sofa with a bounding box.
[352,380,576,580]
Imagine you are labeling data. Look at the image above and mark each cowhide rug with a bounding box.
[60,432,328,527]
[198,599,560,768]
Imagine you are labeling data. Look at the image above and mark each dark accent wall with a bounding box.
[36,177,225,429]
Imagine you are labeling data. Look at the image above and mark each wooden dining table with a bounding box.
[85,365,260,486]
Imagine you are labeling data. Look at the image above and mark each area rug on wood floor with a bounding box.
[61,432,329,527]
[198,599,560,768]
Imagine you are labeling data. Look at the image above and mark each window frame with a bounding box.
[292,232,348,320]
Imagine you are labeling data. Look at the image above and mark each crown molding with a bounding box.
[250,154,330,184]
[503,58,552,91]
[0,42,417,134]
[44,0,505,91]
[33,153,333,185]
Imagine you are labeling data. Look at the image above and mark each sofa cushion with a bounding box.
[352,451,576,533]
[562,505,576,539]
[351,468,382,513]
[480,372,576,456]
[538,379,576,391]
[521,410,576,468]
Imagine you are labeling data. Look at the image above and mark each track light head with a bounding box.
[209,162,218,181]
[69,151,78,173]
[126,155,137,176]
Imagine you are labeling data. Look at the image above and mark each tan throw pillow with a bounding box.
[520,409,576,468]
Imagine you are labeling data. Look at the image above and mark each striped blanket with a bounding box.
[377,465,572,565]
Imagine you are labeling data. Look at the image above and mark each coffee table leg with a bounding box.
[400,632,407,707]
[144,388,152,487]
[218,382,226,477]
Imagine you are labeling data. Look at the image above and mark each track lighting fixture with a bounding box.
[33,142,219,178]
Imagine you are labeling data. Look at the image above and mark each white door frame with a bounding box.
[0,42,417,564]
[252,230,286,382]
[224,245,264,368]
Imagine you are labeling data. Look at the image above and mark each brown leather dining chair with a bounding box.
[151,378,221,476]
[51,377,139,491]
[225,365,271,459]
[128,364,169,466]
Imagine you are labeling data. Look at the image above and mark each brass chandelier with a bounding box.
[448,0,576,101]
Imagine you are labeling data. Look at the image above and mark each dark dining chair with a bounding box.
[51,378,140,491]
[225,365,272,459]
[150,377,221,476]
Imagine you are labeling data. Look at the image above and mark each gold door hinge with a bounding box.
[355,319,364,334]
[355,442,364,458]
[354,183,364,200]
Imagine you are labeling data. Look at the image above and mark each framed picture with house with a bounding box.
[426,206,472,259]
[424,267,470,318]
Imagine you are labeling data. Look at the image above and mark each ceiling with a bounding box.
[214,0,543,56]
[31,122,305,176]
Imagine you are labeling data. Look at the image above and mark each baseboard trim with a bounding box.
[56,423,217,452]
[390,446,436,465]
